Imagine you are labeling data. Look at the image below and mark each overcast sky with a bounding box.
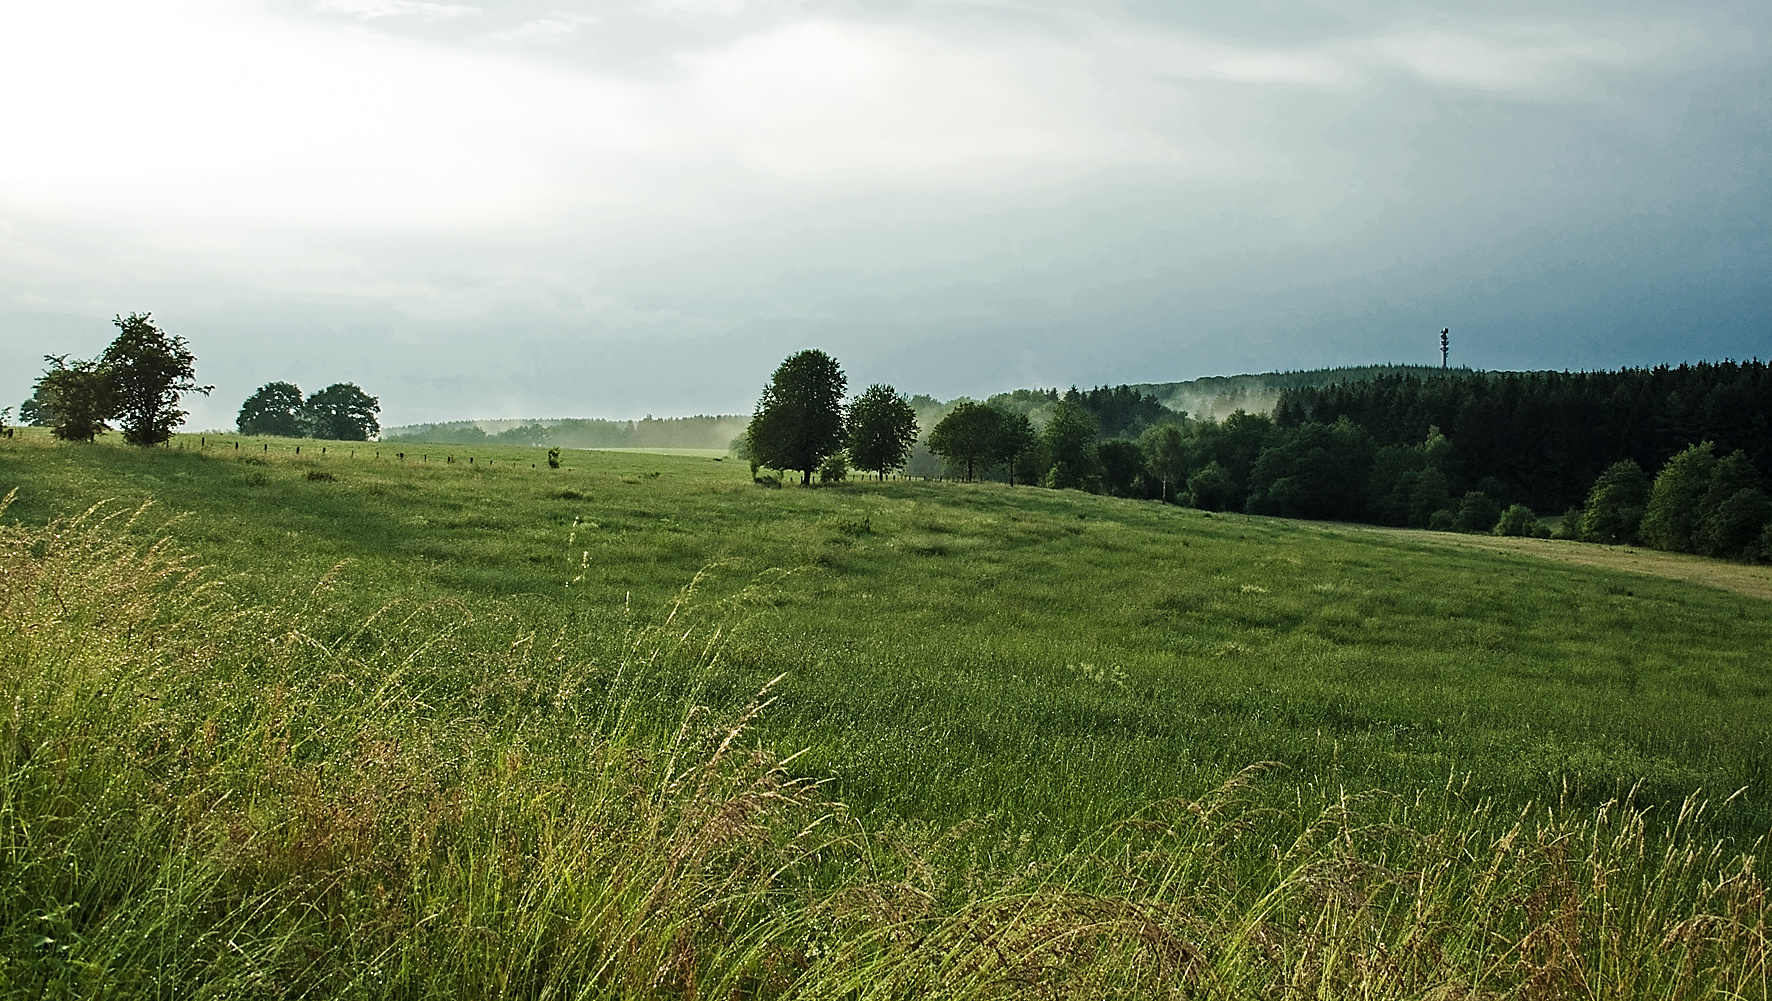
[1,0,1766,428]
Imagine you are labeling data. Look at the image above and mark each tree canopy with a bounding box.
[926,401,1002,481]
[34,355,120,443]
[102,313,210,446]
[747,350,847,485]
[301,383,381,441]
[237,382,306,437]
[846,384,919,481]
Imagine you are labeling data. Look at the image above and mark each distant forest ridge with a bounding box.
[1130,364,1467,422]
[382,365,1467,447]
[383,414,748,449]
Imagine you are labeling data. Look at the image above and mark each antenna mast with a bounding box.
[1440,328,1449,369]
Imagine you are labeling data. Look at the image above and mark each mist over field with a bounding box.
[2,0,1768,427]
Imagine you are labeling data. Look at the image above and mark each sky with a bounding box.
[1,0,1766,429]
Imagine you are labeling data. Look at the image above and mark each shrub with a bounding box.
[817,451,848,484]
[1453,491,1502,534]
[1494,504,1539,537]
[1641,442,1717,552]
[1579,459,1650,544]
[1427,508,1456,532]
[547,446,562,469]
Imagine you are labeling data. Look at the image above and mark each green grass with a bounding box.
[2,428,1769,997]
[4,429,1767,843]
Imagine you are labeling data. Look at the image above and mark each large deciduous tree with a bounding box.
[34,355,120,443]
[991,410,1039,486]
[237,382,306,437]
[101,313,211,446]
[1042,399,1101,491]
[300,383,381,441]
[1640,442,1717,552]
[847,384,919,481]
[747,350,847,485]
[926,401,1002,481]
[1578,459,1650,544]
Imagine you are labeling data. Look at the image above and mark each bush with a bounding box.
[1494,504,1539,537]
[1697,488,1771,559]
[1453,491,1502,534]
[1552,505,1584,540]
[547,447,561,469]
[1579,459,1650,545]
[1187,461,1235,511]
[818,451,848,484]
[1427,508,1456,532]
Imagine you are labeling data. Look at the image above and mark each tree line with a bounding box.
[13,314,210,445]
[10,313,381,444]
[236,381,381,441]
[740,350,1771,561]
[1274,363,1772,513]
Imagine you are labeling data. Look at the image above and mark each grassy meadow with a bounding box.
[3,427,1770,997]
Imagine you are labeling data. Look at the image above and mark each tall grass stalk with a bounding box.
[1,493,1765,998]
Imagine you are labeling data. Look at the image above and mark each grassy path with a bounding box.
[1353,525,1772,603]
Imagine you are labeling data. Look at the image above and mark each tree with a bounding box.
[747,349,847,485]
[237,382,305,437]
[1495,504,1541,537]
[991,410,1039,486]
[1577,459,1650,544]
[846,384,919,481]
[300,383,381,441]
[1452,490,1502,534]
[1187,461,1234,510]
[101,313,211,446]
[18,393,48,427]
[927,401,1002,481]
[1043,400,1101,491]
[1640,442,1717,552]
[1098,440,1145,497]
[1695,450,1769,558]
[1141,423,1187,502]
[34,355,120,443]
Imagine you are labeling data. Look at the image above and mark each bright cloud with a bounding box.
[313,0,480,20]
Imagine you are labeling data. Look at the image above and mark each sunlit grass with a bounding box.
[0,489,1765,997]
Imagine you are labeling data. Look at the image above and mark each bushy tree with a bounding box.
[846,384,918,481]
[818,451,848,483]
[1245,418,1374,519]
[992,411,1039,486]
[1640,442,1717,552]
[1098,439,1145,497]
[34,355,120,443]
[1452,490,1502,534]
[1187,461,1235,511]
[1141,423,1188,503]
[927,401,1002,481]
[300,383,380,441]
[1578,459,1650,544]
[17,394,48,427]
[1694,450,1769,558]
[102,313,210,446]
[237,382,305,437]
[747,350,847,485]
[1495,504,1541,537]
[1043,399,1101,491]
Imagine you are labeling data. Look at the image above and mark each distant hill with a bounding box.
[1130,365,1469,422]
[381,365,1473,448]
[384,415,748,450]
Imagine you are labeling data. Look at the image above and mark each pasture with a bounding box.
[2,428,1769,997]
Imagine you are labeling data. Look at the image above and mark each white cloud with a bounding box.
[492,11,600,45]
[1368,23,1650,92]
[313,0,479,21]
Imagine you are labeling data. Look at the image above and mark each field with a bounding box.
[3,428,1769,997]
